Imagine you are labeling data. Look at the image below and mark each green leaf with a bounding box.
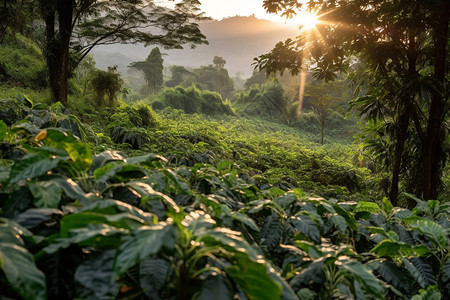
[231,211,260,232]
[0,243,47,300]
[74,250,119,300]
[63,141,93,172]
[370,239,413,257]
[126,153,167,166]
[290,215,321,243]
[339,261,385,299]
[28,181,63,208]
[226,252,281,300]
[333,203,358,231]
[181,210,216,232]
[442,258,450,282]
[60,211,145,237]
[140,258,171,297]
[411,285,442,300]
[197,273,235,300]
[354,201,381,214]
[77,199,155,223]
[404,258,436,288]
[403,217,446,248]
[0,119,7,141]
[261,214,283,251]
[42,224,128,255]
[331,214,347,233]
[114,222,177,275]
[381,197,393,215]
[378,260,410,293]
[8,154,64,185]
[201,228,260,260]
[0,218,33,246]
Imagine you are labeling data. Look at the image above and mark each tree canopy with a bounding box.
[129,47,164,95]
[37,0,208,104]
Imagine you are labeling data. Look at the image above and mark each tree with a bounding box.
[194,65,235,99]
[165,65,195,87]
[90,66,123,107]
[0,0,37,39]
[306,82,343,145]
[37,0,208,105]
[213,56,226,69]
[129,47,164,95]
[256,0,450,203]
[244,70,267,90]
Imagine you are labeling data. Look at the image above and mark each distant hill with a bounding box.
[92,16,298,79]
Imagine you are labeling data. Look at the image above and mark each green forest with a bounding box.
[0,0,449,299]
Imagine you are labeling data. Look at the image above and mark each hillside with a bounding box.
[92,16,298,78]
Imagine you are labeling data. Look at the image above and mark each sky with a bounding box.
[200,0,277,21]
[157,0,289,22]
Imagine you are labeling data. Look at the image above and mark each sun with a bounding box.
[299,11,319,29]
[286,11,320,30]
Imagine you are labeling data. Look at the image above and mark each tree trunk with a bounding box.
[389,112,409,206]
[42,0,74,105]
[422,2,449,200]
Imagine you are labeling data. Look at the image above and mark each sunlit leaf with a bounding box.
[0,243,47,300]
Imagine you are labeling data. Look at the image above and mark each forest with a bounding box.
[0,0,449,299]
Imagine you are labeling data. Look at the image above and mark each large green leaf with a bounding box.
[354,201,381,214]
[28,181,63,208]
[59,211,145,237]
[42,224,128,255]
[8,153,64,185]
[140,258,171,297]
[226,252,281,300]
[77,199,155,223]
[403,217,446,248]
[377,260,410,293]
[339,260,385,299]
[262,213,283,251]
[0,243,47,300]
[404,258,436,288]
[114,222,177,275]
[63,141,93,172]
[0,218,33,246]
[290,215,321,243]
[200,228,259,260]
[126,153,167,166]
[197,273,235,300]
[74,250,119,300]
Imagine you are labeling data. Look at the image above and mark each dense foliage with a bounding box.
[257,0,450,203]
[0,99,449,299]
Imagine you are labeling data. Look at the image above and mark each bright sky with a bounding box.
[200,0,276,20]
[157,0,292,22]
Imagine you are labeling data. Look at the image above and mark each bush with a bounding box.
[232,79,289,118]
[135,103,159,127]
[153,85,234,116]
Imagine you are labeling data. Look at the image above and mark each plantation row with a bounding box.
[0,97,449,299]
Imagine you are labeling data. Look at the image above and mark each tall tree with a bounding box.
[256,0,450,203]
[213,56,226,69]
[129,47,164,95]
[38,0,208,105]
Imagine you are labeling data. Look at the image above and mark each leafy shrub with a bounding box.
[233,79,289,117]
[153,85,234,115]
[90,66,123,107]
[135,103,159,127]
